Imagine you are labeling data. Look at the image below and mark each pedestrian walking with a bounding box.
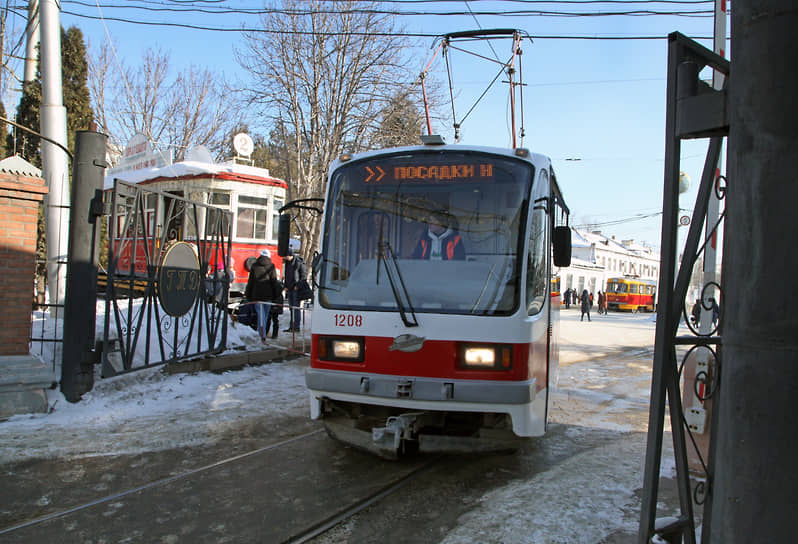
[564,288,572,309]
[580,289,591,322]
[244,249,283,339]
[709,297,720,328]
[691,299,701,327]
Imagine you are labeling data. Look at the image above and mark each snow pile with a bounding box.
[1,361,307,463]
[441,435,647,544]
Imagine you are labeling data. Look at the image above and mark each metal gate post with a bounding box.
[638,33,729,544]
[61,130,107,402]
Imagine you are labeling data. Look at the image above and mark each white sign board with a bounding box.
[107,133,172,176]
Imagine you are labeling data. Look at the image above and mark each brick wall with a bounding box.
[0,174,48,355]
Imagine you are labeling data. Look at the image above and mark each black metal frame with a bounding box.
[638,32,729,544]
[101,180,233,376]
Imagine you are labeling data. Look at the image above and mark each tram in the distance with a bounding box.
[605,276,657,312]
[282,141,572,457]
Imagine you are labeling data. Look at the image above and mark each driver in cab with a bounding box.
[411,210,465,261]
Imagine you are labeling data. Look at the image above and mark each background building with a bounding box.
[561,229,661,297]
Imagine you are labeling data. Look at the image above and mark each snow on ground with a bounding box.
[4,305,684,542]
[440,436,647,544]
[6,300,311,463]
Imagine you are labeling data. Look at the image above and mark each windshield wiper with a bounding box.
[378,241,419,327]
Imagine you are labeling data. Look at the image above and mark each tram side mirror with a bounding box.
[553,226,572,268]
[277,214,291,257]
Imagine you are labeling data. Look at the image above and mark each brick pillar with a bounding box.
[0,172,48,355]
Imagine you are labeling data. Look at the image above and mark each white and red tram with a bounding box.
[288,142,571,457]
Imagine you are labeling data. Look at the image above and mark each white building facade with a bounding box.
[559,229,661,297]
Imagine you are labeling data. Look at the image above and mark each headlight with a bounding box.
[458,343,513,370]
[464,348,495,367]
[318,336,365,362]
[333,340,361,359]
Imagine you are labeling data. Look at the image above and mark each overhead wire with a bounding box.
[56,7,724,40]
[61,4,716,19]
[573,211,663,229]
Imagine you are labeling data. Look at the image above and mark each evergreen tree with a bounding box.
[9,26,94,167]
[62,26,93,152]
[9,26,95,302]
[376,91,425,149]
[11,79,41,166]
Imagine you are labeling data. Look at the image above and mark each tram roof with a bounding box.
[103,159,287,190]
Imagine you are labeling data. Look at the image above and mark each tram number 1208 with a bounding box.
[334,314,363,327]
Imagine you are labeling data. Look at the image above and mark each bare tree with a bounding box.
[89,43,242,163]
[0,1,27,154]
[236,0,422,259]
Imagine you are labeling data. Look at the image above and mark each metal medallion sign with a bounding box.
[158,241,201,316]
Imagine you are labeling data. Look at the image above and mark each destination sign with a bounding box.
[362,162,495,183]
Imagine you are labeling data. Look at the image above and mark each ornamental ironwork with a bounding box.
[101,180,233,376]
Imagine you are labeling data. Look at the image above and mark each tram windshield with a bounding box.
[319,150,535,316]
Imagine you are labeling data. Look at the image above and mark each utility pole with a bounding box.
[707,0,798,540]
[24,1,40,84]
[39,0,70,313]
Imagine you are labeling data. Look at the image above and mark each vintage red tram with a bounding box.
[104,156,288,296]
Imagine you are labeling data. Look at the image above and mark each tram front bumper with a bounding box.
[305,368,537,405]
[305,368,547,437]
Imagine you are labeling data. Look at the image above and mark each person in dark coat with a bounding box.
[564,288,572,309]
[411,211,465,261]
[580,289,591,322]
[709,297,720,328]
[244,249,282,339]
[282,247,308,332]
[691,299,701,327]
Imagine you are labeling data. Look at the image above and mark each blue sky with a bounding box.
[52,0,728,247]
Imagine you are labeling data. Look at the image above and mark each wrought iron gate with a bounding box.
[638,33,729,544]
[101,180,233,376]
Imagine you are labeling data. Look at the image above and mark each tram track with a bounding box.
[1,426,443,542]
[0,429,325,537]
[282,454,444,544]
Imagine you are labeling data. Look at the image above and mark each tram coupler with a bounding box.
[372,412,424,450]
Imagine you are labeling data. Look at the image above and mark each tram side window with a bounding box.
[630,284,639,294]
[206,192,232,237]
[145,194,156,237]
[206,208,231,237]
[236,195,269,240]
[526,171,548,315]
[272,198,284,240]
